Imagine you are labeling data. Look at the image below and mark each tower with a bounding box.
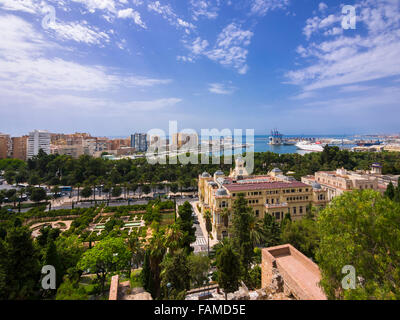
[230,156,249,179]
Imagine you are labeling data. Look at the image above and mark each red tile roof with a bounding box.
[224,181,309,192]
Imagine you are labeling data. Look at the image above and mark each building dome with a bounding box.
[201,172,211,178]
[215,170,224,176]
[216,188,228,196]
[311,182,322,190]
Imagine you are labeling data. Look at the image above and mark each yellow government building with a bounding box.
[198,157,328,241]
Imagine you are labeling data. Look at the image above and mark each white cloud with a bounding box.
[46,20,111,44]
[290,91,316,100]
[190,0,219,20]
[206,23,253,74]
[318,2,328,12]
[250,0,289,16]
[208,82,236,95]
[339,85,376,92]
[118,8,147,28]
[148,1,195,33]
[188,37,209,55]
[287,0,400,91]
[177,55,194,63]
[0,0,41,13]
[181,24,253,74]
[0,87,182,115]
[0,14,170,93]
[71,0,117,13]
[303,14,342,39]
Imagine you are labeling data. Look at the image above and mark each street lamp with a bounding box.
[166,282,172,300]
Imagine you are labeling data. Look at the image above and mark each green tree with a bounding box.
[247,265,262,290]
[17,187,25,213]
[384,182,395,200]
[163,224,184,254]
[317,190,400,300]
[170,183,179,194]
[204,209,213,255]
[42,239,63,293]
[111,186,122,198]
[80,186,92,200]
[394,178,400,203]
[127,232,144,272]
[215,239,241,300]
[56,277,88,300]
[177,202,196,252]
[281,216,319,260]
[30,187,47,204]
[77,237,131,293]
[55,235,85,276]
[231,194,255,280]
[0,226,41,300]
[36,225,61,248]
[160,249,190,299]
[143,231,166,298]
[4,170,16,185]
[142,184,151,196]
[188,252,210,288]
[262,214,281,247]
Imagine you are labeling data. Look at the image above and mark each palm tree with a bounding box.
[163,224,183,254]
[75,183,81,203]
[127,233,144,277]
[130,183,138,199]
[178,179,184,197]
[190,178,198,195]
[204,209,213,256]
[17,187,25,213]
[102,183,112,206]
[147,231,167,298]
[221,208,230,229]
[0,191,5,209]
[249,214,266,247]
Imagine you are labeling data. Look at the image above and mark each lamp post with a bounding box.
[166,282,172,300]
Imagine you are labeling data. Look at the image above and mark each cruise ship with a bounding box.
[295,141,326,152]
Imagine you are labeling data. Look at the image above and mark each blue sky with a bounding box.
[0,0,399,136]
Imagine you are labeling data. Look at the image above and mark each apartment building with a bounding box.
[27,130,51,158]
[301,164,393,201]
[131,133,148,152]
[11,136,28,160]
[198,157,328,241]
[0,133,11,159]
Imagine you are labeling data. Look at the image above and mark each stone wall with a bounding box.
[109,275,119,300]
[261,244,327,300]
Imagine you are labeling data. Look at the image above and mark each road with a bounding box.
[191,219,208,253]
[15,196,199,212]
[185,200,208,254]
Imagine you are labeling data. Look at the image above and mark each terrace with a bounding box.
[262,244,327,300]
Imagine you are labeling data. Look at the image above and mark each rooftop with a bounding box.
[224,181,309,192]
[262,244,327,300]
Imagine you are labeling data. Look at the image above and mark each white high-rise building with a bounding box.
[27,130,51,158]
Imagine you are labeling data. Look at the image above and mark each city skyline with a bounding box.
[1,0,400,136]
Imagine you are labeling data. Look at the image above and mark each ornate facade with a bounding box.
[198,158,328,241]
